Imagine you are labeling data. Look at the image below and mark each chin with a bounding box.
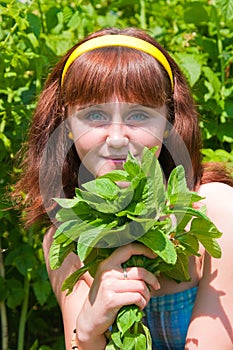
[95,163,123,178]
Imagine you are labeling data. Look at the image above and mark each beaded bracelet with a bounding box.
[71,329,79,349]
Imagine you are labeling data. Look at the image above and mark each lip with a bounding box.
[103,153,139,163]
[104,154,128,159]
[106,157,126,163]
[103,157,127,169]
[111,159,126,164]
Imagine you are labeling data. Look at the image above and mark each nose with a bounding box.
[106,122,129,148]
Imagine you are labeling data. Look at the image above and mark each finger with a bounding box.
[122,266,160,291]
[115,291,149,310]
[115,280,151,299]
[104,243,157,267]
[100,266,160,291]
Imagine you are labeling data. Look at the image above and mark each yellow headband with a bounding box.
[61,34,174,90]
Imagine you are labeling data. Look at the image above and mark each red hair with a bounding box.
[12,27,233,226]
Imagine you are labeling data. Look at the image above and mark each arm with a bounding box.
[43,228,159,350]
[43,227,93,349]
[186,182,233,349]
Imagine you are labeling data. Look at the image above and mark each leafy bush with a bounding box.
[0,0,232,349]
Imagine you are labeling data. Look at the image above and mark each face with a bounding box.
[68,102,167,178]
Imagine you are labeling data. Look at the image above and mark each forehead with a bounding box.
[62,47,169,110]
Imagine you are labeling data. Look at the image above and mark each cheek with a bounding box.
[133,128,165,148]
[73,135,94,160]
[71,125,102,159]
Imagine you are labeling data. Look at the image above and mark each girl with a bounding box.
[14,27,233,349]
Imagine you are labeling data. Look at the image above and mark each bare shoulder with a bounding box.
[198,181,233,204]
[198,182,233,232]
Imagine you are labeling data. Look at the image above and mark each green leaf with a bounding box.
[6,279,25,309]
[166,165,203,206]
[82,178,119,200]
[140,146,158,175]
[33,280,51,306]
[75,186,134,214]
[61,266,90,294]
[55,207,82,222]
[138,228,177,265]
[184,2,209,24]
[178,234,200,256]
[49,240,74,270]
[216,0,233,20]
[117,201,148,217]
[105,340,118,350]
[141,176,165,217]
[163,251,191,282]
[141,323,152,350]
[117,305,143,336]
[54,196,80,208]
[53,220,82,243]
[203,67,221,100]
[190,218,222,258]
[111,330,124,349]
[49,148,223,348]
[171,206,211,222]
[122,332,147,350]
[175,53,202,86]
[78,221,117,260]
[5,244,37,276]
[123,151,142,178]
[56,201,110,223]
[27,13,41,37]
[99,169,128,182]
[62,258,103,294]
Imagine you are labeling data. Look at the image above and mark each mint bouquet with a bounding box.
[49,147,222,350]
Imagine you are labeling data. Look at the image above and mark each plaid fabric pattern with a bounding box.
[143,286,198,350]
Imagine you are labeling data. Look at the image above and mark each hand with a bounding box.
[76,243,160,347]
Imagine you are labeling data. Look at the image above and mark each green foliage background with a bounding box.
[0,0,233,349]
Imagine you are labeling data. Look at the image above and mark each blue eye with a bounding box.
[87,112,107,122]
[127,112,148,122]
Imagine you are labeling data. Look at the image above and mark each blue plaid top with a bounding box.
[143,286,198,350]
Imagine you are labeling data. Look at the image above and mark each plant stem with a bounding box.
[17,273,30,350]
[2,22,18,46]
[36,0,45,33]
[0,238,8,350]
[134,320,139,334]
[139,0,147,29]
[212,5,225,86]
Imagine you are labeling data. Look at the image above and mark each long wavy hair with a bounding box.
[12,27,233,226]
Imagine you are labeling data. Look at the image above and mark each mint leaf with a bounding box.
[78,221,118,261]
[50,146,223,350]
[99,169,128,182]
[82,178,119,200]
[122,333,147,350]
[123,151,142,179]
[49,240,74,270]
[163,251,191,282]
[117,305,143,336]
[138,227,177,265]
[166,165,203,207]
[190,218,222,257]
